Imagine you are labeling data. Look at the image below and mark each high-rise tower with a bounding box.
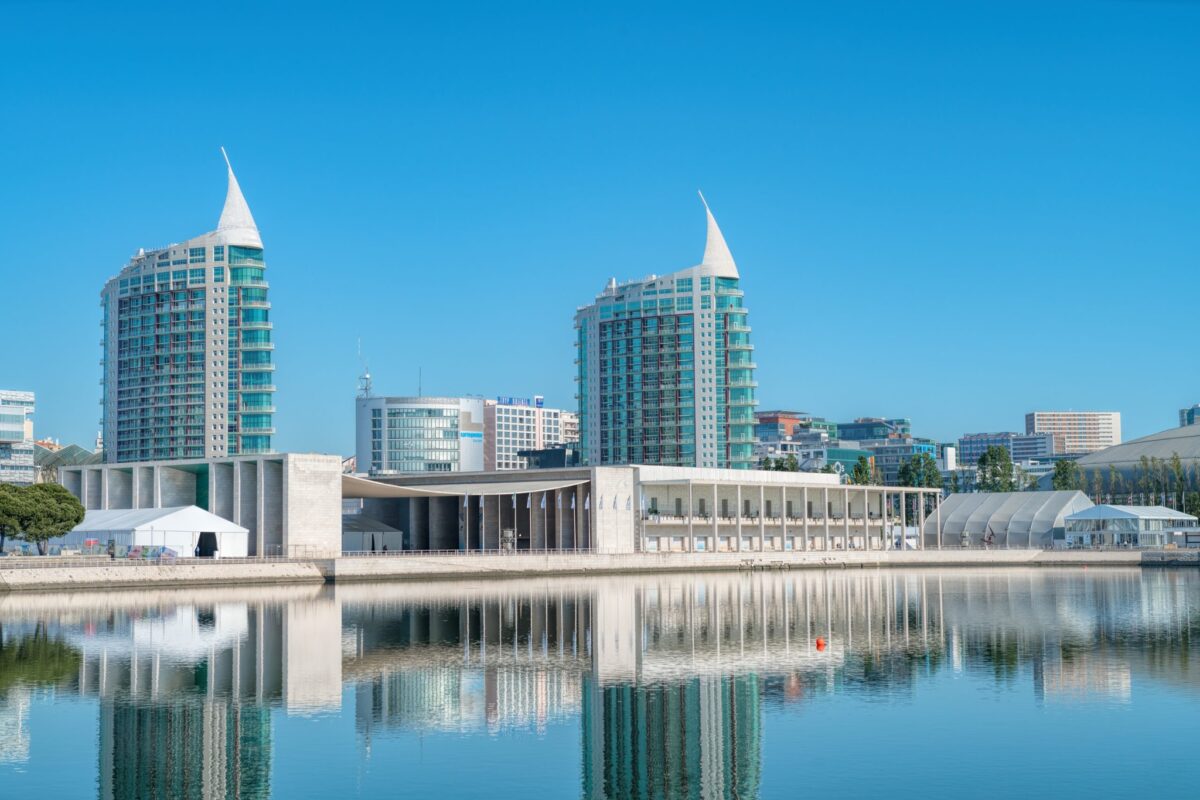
[574,197,756,469]
[101,150,274,463]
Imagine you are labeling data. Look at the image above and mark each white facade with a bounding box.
[0,389,35,485]
[1025,411,1121,455]
[56,506,250,558]
[355,396,484,475]
[484,396,571,471]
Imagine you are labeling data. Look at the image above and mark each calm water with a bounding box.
[1,568,1199,799]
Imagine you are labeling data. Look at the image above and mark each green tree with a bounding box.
[17,484,85,555]
[783,454,799,472]
[1051,459,1080,491]
[759,456,775,471]
[0,484,33,554]
[976,446,1015,492]
[0,626,81,694]
[849,456,873,486]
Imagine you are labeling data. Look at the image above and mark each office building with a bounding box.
[101,151,274,463]
[483,395,572,471]
[561,411,580,444]
[864,438,937,486]
[355,396,484,475]
[836,418,910,441]
[0,389,35,486]
[1025,411,1120,455]
[958,431,1062,466]
[574,196,756,470]
[1180,404,1200,427]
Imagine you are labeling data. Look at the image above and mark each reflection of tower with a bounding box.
[0,688,32,765]
[98,698,271,800]
[582,675,762,800]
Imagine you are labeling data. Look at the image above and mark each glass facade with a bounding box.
[575,269,756,470]
[102,237,273,462]
[0,390,35,485]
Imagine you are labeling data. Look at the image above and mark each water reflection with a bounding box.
[0,569,1198,798]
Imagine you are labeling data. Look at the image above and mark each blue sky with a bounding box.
[2,0,1197,455]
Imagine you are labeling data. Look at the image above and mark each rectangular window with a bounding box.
[213,245,225,262]
[214,267,225,283]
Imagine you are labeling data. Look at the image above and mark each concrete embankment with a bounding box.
[2,549,1197,592]
[0,560,327,592]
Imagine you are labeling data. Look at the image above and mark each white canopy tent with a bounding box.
[56,506,249,558]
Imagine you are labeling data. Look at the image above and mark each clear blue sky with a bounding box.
[2,0,1197,455]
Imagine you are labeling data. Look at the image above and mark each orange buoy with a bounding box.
[816,637,826,651]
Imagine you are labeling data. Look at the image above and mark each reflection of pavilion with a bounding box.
[52,588,343,800]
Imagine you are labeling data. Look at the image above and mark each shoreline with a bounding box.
[1,549,1197,592]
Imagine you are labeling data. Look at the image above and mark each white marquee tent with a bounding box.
[56,506,249,558]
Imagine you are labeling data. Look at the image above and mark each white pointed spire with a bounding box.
[216,147,262,248]
[697,191,737,277]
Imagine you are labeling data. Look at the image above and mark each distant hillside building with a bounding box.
[1025,411,1120,455]
[1180,404,1200,427]
[958,431,1062,466]
[836,418,910,441]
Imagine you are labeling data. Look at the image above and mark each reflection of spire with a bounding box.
[216,147,263,248]
[697,191,738,278]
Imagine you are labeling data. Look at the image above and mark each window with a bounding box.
[213,245,225,262]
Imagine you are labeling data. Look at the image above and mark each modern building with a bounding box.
[1066,423,1200,493]
[561,411,580,444]
[0,389,35,485]
[836,418,910,441]
[574,196,756,470]
[33,442,102,484]
[753,439,873,474]
[1025,411,1120,455]
[355,396,485,475]
[518,445,583,469]
[958,431,1062,466]
[60,452,342,557]
[101,150,274,463]
[1063,505,1200,548]
[342,464,944,554]
[1180,404,1200,427]
[863,438,937,486]
[483,395,572,471]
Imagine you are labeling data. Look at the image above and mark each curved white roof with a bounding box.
[924,491,1092,547]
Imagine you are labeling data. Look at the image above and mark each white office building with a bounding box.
[0,389,35,486]
[355,396,484,475]
[1025,411,1121,455]
[484,396,571,471]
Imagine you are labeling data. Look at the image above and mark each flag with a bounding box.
[598,495,603,509]
[585,494,591,510]
[540,494,546,510]
[526,495,531,509]
[557,493,562,509]
[571,494,576,510]
[625,495,631,510]
[512,494,517,508]
[479,495,484,508]
[463,494,469,507]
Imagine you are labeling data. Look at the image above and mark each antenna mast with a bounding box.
[357,338,372,398]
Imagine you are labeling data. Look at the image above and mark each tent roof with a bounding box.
[924,491,1093,540]
[342,474,588,499]
[1065,504,1198,522]
[73,506,248,535]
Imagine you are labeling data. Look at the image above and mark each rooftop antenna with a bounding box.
[356,338,372,398]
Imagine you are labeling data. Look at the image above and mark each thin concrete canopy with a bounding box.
[342,474,588,499]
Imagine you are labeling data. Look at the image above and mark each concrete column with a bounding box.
[758,485,765,551]
[782,487,789,549]
[843,487,850,550]
[736,484,743,551]
[822,487,830,551]
[153,465,162,509]
[711,483,718,550]
[935,492,942,550]
[918,491,926,550]
[687,482,695,552]
[901,491,908,550]
[883,489,889,549]
[131,468,141,511]
[802,487,809,550]
[863,487,870,550]
[256,461,266,556]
